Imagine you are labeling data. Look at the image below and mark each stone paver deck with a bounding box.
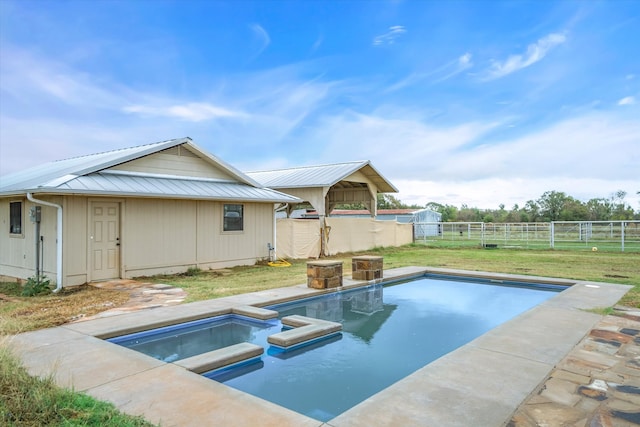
[509,309,640,427]
[6,267,638,426]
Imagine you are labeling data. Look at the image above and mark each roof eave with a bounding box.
[0,188,301,204]
[72,138,192,177]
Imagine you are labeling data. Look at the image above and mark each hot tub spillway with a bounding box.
[168,309,342,375]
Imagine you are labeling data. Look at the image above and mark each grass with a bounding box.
[0,284,130,336]
[1,244,638,426]
[3,246,636,336]
[0,342,154,427]
[151,245,639,308]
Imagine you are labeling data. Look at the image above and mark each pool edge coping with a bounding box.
[6,267,633,427]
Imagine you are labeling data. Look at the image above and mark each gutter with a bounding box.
[26,193,63,292]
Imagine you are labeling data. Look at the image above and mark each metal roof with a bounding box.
[53,171,300,202]
[0,138,299,203]
[246,161,398,193]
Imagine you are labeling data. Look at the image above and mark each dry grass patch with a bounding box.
[0,284,130,335]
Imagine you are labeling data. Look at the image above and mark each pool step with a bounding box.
[232,305,279,320]
[174,342,264,374]
[268,315,342,348]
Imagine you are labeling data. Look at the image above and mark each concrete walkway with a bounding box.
[6,267,638,426]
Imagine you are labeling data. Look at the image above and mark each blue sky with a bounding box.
[1,0,638,209]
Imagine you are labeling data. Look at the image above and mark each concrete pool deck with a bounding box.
[6,267,638,426]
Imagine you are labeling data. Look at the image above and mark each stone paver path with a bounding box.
[82,279,187,320]
[509,309,640,427]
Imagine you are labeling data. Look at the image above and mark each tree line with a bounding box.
[373,190,640,222]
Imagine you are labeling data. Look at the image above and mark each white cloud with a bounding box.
[249,24,271,58]
[0,45,130,108]
[386,52,473,91]
[618,96,636,105]
[373,26,407,46]
[484,32,567,80]
[394,177,640,210]
[437,113,640,181]
[0,44,335,163]
[0,116,186,175]
[299,112,499,176]
[459,53,472,67]
[123,102,247,122]
[294,109,639,209]
[433,52,474,83]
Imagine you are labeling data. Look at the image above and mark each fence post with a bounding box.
[621,221,625,252]
[550,222,555,249]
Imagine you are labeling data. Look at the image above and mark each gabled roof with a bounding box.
[246,160,398,193]
[0,138,300,203]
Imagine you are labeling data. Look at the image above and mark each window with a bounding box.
[9,201,22,235]
[223,204,243,232]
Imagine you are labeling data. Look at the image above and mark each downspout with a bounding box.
[272,203,288,261]
[27,193,63,292]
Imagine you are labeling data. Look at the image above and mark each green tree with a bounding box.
[560,197,589,220]
[457,204,482,222]
[538,191,569,221]
[523,200,541,222]
[424,202,458,222]
[586,198,612,221]
[610,190,634,220]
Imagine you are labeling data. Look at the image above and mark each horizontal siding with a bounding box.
[0,197,60,283]
[123,199,197,271]
[109,151,235,180]
[196,201,273,266]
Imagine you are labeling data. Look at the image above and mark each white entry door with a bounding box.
[90,202,120,281]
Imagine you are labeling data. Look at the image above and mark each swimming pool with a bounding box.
[111,274,565,422]
[108,314,280,362]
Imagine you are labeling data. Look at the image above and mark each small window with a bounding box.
[223,204,243,232]
[9,201,23,235]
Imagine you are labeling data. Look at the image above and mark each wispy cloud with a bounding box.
[618,96,636,105]
[433,53,473,83]
[123,102,247,122]
[249,24,271,59]
[386,52,473,92]
[0,45,128,109]
[373,26,407,46]
[311,34,324,53]
[299,112,499,177]
[484,32,567,80]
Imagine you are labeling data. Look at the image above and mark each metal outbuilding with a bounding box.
[0,138,300,289]
[246,160,398,218]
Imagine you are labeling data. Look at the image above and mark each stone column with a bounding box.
[307,260,343,289]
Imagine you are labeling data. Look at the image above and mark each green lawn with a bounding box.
[152,244,640,307]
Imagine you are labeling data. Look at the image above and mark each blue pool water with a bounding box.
[108,314,280,362]
[213,276,563,421]
[111,275,564,422]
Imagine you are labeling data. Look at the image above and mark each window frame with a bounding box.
[223,203,244,232]
[9,200,24,237]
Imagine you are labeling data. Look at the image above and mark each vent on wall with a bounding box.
[161,145,199,158]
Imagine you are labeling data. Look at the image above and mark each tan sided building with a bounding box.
[0,138,300,289]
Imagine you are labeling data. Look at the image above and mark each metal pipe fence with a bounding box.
[414,221,640,252]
